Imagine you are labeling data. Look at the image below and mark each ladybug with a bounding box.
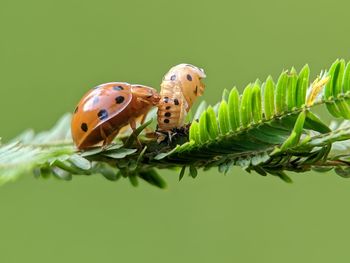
[157,63,206,131]
[71,82,160,150]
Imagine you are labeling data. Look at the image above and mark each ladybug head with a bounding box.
[131,85,160,105]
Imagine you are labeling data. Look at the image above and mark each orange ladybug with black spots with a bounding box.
[157,63,206,131]
[71,82,160,150]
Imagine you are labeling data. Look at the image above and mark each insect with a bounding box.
[71,82,160,150]
[157,63,206,131]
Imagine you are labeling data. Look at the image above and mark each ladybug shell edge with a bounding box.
[71,82,133,149]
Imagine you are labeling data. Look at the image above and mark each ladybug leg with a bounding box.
[100,123,118,149]
[129,118,137,131]
[140,113,154,134]
[103,129,120,148]
[140,113,147,125]
[129,118,142,148]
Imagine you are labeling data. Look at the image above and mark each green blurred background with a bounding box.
[1,0,350,262]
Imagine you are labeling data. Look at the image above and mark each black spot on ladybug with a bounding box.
[74,106,78,113]
[113,85,124,91]
[93,97,99,105]
[164,119,170,123]
[166,106,171,110]
[170,75,176,81]
[164,97,169,103]
[194,86,198,95]
[81,123,88,132]
[165,112,171,117]
[187,74,192,81]
[97,109,108,120]
[115,96,125,104]
[174,98,179,105]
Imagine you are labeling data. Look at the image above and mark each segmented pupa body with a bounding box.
[157,64,206,131]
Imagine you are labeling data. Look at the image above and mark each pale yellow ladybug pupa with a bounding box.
[157,63,206,131]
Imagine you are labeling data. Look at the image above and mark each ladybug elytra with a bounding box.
[71,82,160,150]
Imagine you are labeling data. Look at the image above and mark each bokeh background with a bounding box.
[1,0,350,262]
